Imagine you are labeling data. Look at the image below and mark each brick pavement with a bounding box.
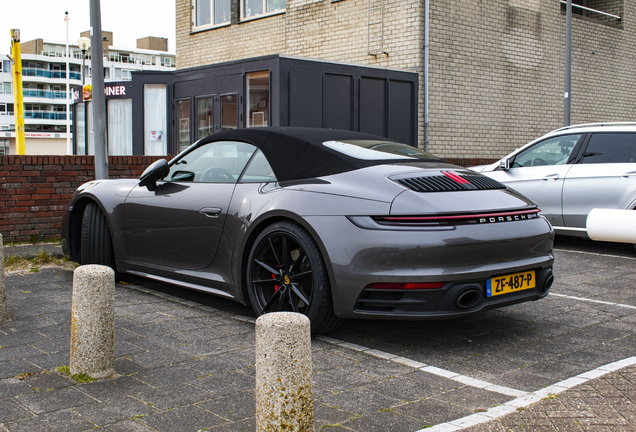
[1,266,635,432]
[462,365,636,432]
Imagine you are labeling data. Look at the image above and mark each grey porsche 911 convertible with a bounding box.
[62,128,554,333]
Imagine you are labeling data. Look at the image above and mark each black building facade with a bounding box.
[72,55,418,156]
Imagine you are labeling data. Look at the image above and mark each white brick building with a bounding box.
[176,0,635,160]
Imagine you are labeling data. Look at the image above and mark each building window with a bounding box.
[0,103,13,116]
[87,101,94,155]
[122,69,132,80]
[76,102,86,155]
[197,96,214,140]
[108,99,133,155]
[246,71,269,128]
[194,0,231,30]
[560,0,622,25]
[221,94,238,131]
[242,0,285,19]
[176,99,191,153]
[144,84,167,155]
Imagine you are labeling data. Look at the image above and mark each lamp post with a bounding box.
[77,37,90,86]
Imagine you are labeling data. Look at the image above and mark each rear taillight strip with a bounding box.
[376,209,540,224]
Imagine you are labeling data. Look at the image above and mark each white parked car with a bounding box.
[471,123,636,240]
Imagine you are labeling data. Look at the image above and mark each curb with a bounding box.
[3,243,63,258]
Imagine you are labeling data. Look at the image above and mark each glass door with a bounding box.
[176,99,191,153]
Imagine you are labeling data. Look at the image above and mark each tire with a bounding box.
[80,202,116,269]
[247,221,344,334]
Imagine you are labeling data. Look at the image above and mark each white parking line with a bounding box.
[550,292,636,310]
[316,336,528,397]
[554,247,636,260]
[419,355,636,432]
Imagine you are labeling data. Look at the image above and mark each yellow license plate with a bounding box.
[487,270,536,297]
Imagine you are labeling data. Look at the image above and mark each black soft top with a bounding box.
[196,127,440,181]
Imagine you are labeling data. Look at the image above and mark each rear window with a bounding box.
[323,140,438,161]
[582,133,636,164]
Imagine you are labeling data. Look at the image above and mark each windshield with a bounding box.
[323,140,438,161]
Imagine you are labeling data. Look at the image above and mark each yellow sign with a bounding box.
[10,29,25,155]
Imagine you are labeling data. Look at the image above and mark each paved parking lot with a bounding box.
[1,237,635,431]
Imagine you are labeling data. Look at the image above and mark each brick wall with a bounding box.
[0,154,495,244]
[0,156,168,244]
[428,0,635,159]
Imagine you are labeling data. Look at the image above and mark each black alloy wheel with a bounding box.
[246,221,344,334]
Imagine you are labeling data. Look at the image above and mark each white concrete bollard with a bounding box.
[0,234,7,324]
[256,312,314,432]
[70,265,115,379]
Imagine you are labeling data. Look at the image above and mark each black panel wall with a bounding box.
[323,74,353,131]
[289,68,323,128]
[388,81,414,146]
[360,77,386,137]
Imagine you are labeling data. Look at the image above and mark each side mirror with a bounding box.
[139,159,170,191]
[499,158,511,171]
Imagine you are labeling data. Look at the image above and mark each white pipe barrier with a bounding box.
[587,208,636,244]
[0,234,7,323]
[255,312,314,432]
[70,265,116,378]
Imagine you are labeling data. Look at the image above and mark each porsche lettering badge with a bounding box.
[478,213,538,224]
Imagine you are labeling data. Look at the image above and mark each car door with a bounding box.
[485,134,582,227]
[562,132,636,229]
[124,140,257,270]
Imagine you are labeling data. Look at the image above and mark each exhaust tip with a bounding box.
[456,289,481,309]
[543,274,554,292]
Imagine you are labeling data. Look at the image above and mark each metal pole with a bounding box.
[90,0,108,179]
[81,52,85,86]
[65,12,71,155]
[423,0,430,152]
[564,0,572,127]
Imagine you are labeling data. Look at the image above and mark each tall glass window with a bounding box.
[242,0,285,19]
[108,99,133,155]
[144,84,167,155]
[221,94,238,131]
[76,103,86,155]
[86,101,94,155]
[197,97,214,140]
[194,0,231,28]
[176,99,191,153]
[246,71,269,128]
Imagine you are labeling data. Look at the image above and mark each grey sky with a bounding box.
[1,0,176,53]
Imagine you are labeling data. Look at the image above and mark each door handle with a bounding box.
[541,174,560,181]
[199,207,222,217]
[622,171,636,178]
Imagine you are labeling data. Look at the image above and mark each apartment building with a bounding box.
[175,0,635,159]
[1,32,175,155]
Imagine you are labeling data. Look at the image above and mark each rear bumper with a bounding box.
[304,215,554,319]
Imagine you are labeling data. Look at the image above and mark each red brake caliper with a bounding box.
[273,265,280,292]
